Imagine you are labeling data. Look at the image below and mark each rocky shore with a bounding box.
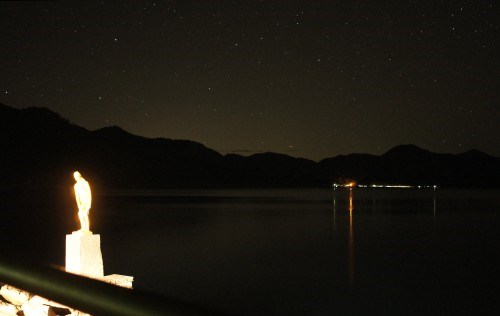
[0,284,88,316]
[0,274,132,316]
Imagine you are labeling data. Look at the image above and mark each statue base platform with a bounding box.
[65,231,104,278]
[100,274,134,289]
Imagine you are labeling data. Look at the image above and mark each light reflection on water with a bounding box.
[334,187,441,292]
[348,188,354,289]
[93,188,500,315]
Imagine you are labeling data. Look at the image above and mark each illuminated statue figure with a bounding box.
[73,171,92,232]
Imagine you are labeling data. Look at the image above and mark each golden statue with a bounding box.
[73,171,92,233]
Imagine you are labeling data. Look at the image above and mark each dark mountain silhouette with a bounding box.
[1,103,500,189]
[319,144,500,187]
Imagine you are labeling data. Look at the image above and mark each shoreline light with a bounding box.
[334,183,438,189]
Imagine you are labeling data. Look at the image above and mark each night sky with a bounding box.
[1,1,498,161]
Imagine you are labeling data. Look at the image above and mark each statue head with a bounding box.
[73,171,82,181]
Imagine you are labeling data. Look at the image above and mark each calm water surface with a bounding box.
[2,188,500,315]
[94,188,500,315]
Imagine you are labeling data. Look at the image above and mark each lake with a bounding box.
[2,188,500,315]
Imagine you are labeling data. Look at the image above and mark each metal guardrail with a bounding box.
[0,257,224,315]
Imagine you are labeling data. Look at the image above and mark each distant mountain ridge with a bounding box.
[1,103,499,188]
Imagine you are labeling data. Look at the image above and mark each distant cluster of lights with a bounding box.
[333,183,438,190]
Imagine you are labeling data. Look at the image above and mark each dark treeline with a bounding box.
[2,103,500,189]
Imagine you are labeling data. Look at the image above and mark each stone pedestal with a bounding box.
[65,232,104,277]
[100,275,134,289]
